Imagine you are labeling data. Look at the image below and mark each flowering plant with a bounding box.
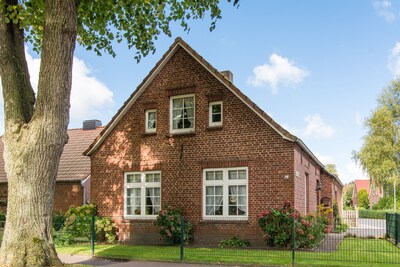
[154,205,192,244]
[258,202,329,248]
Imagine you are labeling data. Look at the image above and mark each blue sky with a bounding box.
[2,0,400,184]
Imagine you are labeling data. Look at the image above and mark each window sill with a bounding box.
[206,126,223,131]
[199,219,249,224]
[142,132,157,137]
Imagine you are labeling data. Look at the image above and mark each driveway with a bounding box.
[346,218,386,237]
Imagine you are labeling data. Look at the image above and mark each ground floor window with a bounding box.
[203,167,248,220]
[124,171,161,219]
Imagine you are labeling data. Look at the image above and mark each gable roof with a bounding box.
[83,37,343,187]
[354,179,370,193]
[0,126,103,183]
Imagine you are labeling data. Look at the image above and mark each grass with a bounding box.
[56,238,400,267]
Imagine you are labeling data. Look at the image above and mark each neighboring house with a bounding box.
[352,179,382,208]
[85,38,343,245]
[0,120,103,213]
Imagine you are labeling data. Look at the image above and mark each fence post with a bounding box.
[291,217,295,267]
[91,213,95,256]
[395,213,399,246]
[386,213,389,238]
[180,216,184,261]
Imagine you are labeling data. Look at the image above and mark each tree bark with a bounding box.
[0,0,78,266]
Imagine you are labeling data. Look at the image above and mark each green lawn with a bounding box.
[57,238,400,267]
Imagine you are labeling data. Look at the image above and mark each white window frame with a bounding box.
[170,94,195,134]
[145,109,157,133]
[203,167,248,220]
[124,171,161,219]
[209,101,223,127]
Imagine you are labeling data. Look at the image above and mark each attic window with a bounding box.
[209,101,223,127]
[145,109,157,133]
[170,94,195,133]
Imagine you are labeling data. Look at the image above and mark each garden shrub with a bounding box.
[154,205,192,244]
[52,212,66,231]
[358,209,399,219]
[219,236,250,248]
[54,204,116,245]
[258,202,330,249]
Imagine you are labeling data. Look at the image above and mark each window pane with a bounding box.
[215,186,223,195]
[206,196,214,205]
[127,174,141,183]
[215,171,223,180]
[153,173,160,182]
[238,185,246,195]
[186,118,193,128]
[173,98,183,109]
[206,186,214,195]
[228,170,237,180]
[149,112,156,120]
[212,114,221,122]
[238,170,247,179]
[212,104,221,113]
[148,120,156,129]
[145,187,161,215]
[184,97,194,107]
[186,107,194,118]
[206,171,214,180]
[173,109,182,120]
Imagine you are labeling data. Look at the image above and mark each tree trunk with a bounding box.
[0,0,78,266]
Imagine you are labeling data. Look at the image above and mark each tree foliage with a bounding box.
[325,164,338,176]
[354,79,400,188]
[357,189,370,209]
[343,183,354,210]
[1,0,239,61]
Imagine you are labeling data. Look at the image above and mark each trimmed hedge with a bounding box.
[358,209,400,219]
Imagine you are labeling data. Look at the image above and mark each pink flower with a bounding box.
[307,234,314,240]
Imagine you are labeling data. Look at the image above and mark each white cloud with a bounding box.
[303,114,335,139]
[0,48,114,132]
[388,42,400,76]
[373,0,396,22]
[247,53,309,94]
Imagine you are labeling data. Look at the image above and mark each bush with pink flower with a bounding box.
[258,202,329,248]
[154,205,192,244]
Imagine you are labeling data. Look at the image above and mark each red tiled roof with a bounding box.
[0,127,104,182]
[354,179,370,193]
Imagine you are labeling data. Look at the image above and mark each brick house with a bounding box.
[85,38,343,245]
[0,120,103,213]
[352,179,382,208]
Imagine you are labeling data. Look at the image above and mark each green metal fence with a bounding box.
[52,213,400,266]
[386,213,400,246]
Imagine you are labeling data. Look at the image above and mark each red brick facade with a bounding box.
[88,39,342,245]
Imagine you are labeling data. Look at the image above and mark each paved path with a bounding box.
[314,233,345,252]
[60,254,242,267]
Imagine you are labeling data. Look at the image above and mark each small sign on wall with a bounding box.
[295,171,300,178]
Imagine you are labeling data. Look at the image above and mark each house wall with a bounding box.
[0,182,83,213]
[54,182,84,213]
[90,47,296,246]
[294,146,320,215]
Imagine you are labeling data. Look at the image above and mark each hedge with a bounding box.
[358,209,400,219]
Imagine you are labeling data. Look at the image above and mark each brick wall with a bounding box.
[90,47,296,246]
[293,146,321,215]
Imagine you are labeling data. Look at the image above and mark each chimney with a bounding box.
[83,119,102,130]
[220,70,233,83]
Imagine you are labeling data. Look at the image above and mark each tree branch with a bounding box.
[0,0,35,133]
